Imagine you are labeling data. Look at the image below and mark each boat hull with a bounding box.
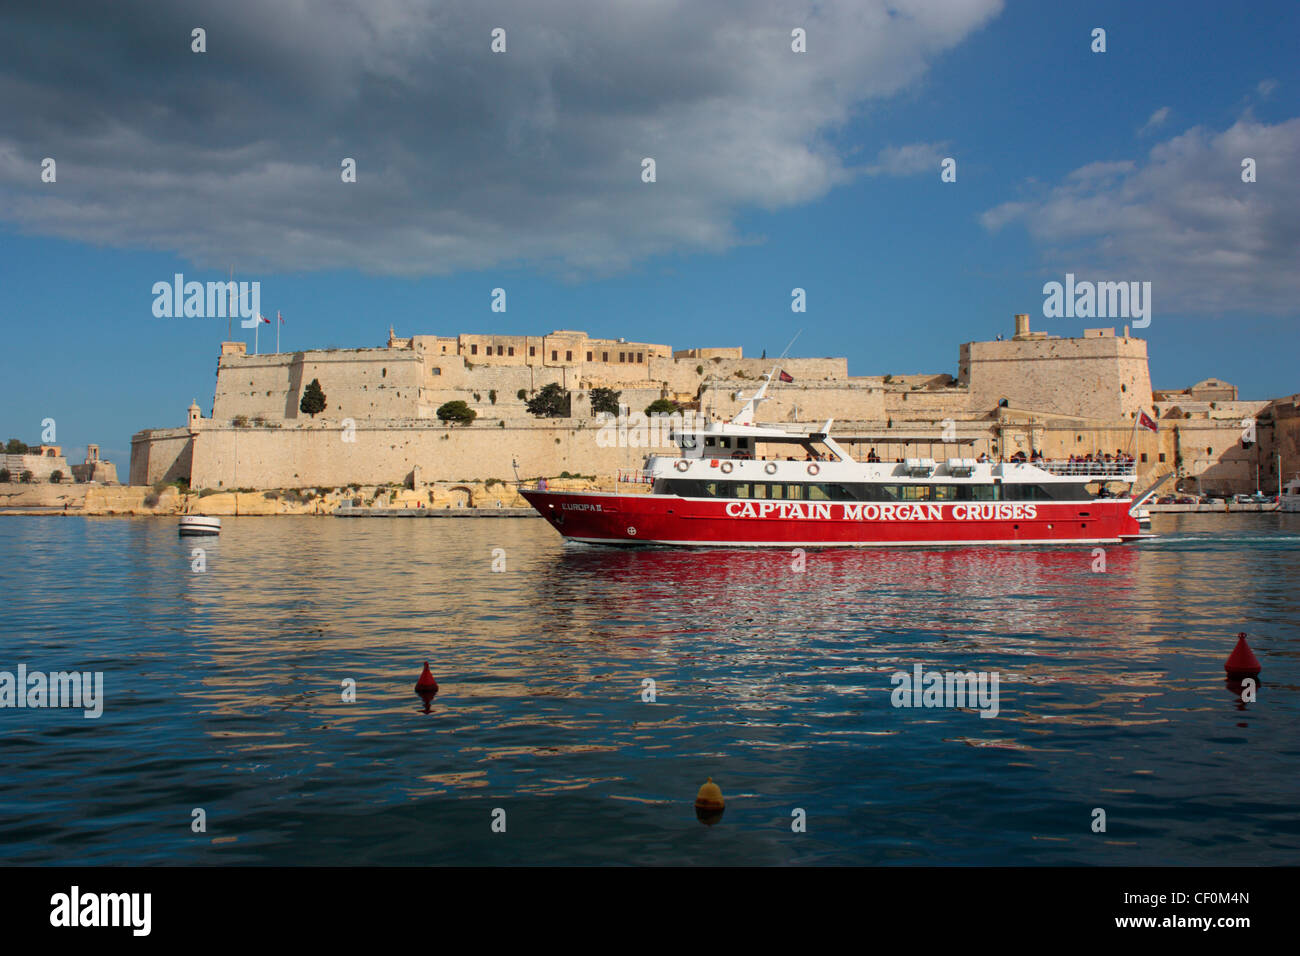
[521,490,1143,547]
[178,516,222,536]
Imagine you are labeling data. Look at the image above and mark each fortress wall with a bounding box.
[1170,420,1260,493]
[212,345,850,425]
[655,356,847,396]
[0,452,73,481]
[966,336,1152,420]
[188,420,679,490]
[175,412,1261,492]
[700,382,885,423]
[129,428,194,485]
[882,390,974,419]
[1262,395,1300,488]
[213,349,426,422]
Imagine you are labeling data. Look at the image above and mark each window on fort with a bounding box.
[1121,385,1126,392]
[1140,453,1148,463]
[530,346,535,357]
[382,368,387,378]
[551,350,557,361]
[566,351,572,361]
[1158,453,1166,462]
[587,352,593,362]
[508,347,515,356]
[619,352,625,362]
[1206,447,1213,455]
[471,344,478,355]
[432,368,441,375]
[603,352,608,362]
[637,352,644,363]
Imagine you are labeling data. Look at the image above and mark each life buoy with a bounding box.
[807,463,820,476]
[764,462,777,475]
[675,459,690,472]
[720,461,734,474]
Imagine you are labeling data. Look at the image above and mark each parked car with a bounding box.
[1174,495,1199,504]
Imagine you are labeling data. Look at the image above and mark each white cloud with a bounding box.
[0,0,1004,277]
[864,141,950,176]
[980,116,1300,314]
[1138,106,1170,135]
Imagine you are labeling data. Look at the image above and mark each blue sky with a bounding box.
[1,0,1296,467]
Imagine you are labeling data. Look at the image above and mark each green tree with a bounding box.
[437,401,477,425]
[645,398,678,416]
[50,470,64,483]
[589,387,622,416]
[20,470,33,484]
[525,383,571,418]
[300,378,327,418]
[516,389,527,401]
[0,468,10,483]
[5,438,30,455]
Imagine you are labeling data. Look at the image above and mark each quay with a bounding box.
[334,506,538,518]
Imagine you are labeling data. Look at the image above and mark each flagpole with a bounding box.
[276,311,280,354]
[254,315,259,355]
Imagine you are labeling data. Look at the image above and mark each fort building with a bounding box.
[130,315,1292,497]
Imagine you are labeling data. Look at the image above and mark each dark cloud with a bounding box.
[0,0,1002,275]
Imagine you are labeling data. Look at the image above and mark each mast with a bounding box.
[729,329,801,426]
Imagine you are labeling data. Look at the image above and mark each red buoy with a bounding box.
[1225,633,1261,678]
[415,661,439,692]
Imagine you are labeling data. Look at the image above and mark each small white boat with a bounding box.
[178,515,221,536]
[1281,477,1300,514]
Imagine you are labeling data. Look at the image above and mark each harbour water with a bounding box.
[1,513,1297,865]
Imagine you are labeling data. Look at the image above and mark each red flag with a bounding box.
[1137,410,1157,433]
[278,310,284,325]
[260,314,271,325]
[778,370,794,383]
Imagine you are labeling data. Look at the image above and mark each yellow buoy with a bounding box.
[695,777,725,810]
[694,777,726,824]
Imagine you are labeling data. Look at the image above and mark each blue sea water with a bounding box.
[0,512,1296,865]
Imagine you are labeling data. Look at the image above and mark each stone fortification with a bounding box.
[127,317,1290,496]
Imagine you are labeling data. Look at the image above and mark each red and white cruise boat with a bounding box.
[521,371,1160,548]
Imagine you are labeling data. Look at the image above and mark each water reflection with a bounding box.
[0,513,1295,864]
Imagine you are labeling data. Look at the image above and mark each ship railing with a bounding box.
[1034,459,1136,477]
[617,468,656,484]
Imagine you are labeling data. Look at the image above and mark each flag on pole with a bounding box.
[260,314,271,324]
[778,370,794,383]
[278,310,284,325]
[1137,409,1158,433]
